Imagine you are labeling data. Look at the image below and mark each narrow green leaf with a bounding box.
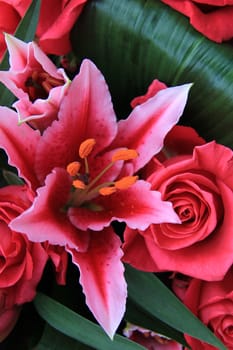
[125,299,188,348]
[34,292,145,350]
[16,0,41,43]
[2,170,24,185]
[36,324,94,350]
[0,0,41,105]
[125,265,226,350]
[71,0,233,148]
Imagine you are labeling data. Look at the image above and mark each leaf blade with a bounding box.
[71,0,233,147]
[34,292,146,350]
[125,265,226,350]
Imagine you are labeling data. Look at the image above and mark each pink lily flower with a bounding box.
[0,34,70,132]
[0,59,191,337]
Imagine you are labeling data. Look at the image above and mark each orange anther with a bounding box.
[115,176,138,190]
[79,138,96,159]
[99,186,117,196]
[112,149,138,162]
[72,179,86,189]
[66,161,81,176]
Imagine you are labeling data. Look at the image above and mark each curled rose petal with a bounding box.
[184,267,233,349]
[161,0,233,42]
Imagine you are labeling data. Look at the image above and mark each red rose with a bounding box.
[36,0,88,55]
[130,79,167,109]
[0,0,31,60]
[123,126,233,281]
[0,0,88,61]
[184,267,233,350]
[0,185,48,341]
[161,0,233,42]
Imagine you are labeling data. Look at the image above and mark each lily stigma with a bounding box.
[66,138,138,210]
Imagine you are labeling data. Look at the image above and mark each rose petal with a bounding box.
[122,228,159,271]
[36,0,87,55]
[130,79,167,108]
[162,0,233,42]
[0,306,21,342]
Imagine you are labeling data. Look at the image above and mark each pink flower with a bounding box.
[123,126,233,281]
[123,323,182,350]
[36,0,88,55]
[184,267,233,350]
[0,59,191,337]
[0,184,48,341]
[0,35,70,132]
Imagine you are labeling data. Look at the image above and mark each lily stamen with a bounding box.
[99,186,117,196]
[79,138,96,159]
[79,138,96,174]
[66,139,139,207]
[66,161,81,176]
[112,149,138,162]
[73,179,86,189]
[115,176,138,190]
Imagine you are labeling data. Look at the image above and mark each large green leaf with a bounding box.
[34,292,145,350]
[71,0,233,148]
[0,0,41,105]
[125,265,226,350]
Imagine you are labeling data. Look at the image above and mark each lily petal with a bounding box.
[4,34,28,70]
[111,84,192,172]
[10,168,89,252]
[69,228,127,339]
[69,180,181,231]
[0,107,40,190]
[35,59,118,183]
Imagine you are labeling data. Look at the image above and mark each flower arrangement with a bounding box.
[0,1,232,349]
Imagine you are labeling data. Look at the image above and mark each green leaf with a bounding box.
[71,0,233,148]
[36,324,94,350]
[2,170,24,185]
[125,299,188,348]
[15,0,41,43]
[0,0,41,105]
[34,292,145,350]
[125,265,226,350]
